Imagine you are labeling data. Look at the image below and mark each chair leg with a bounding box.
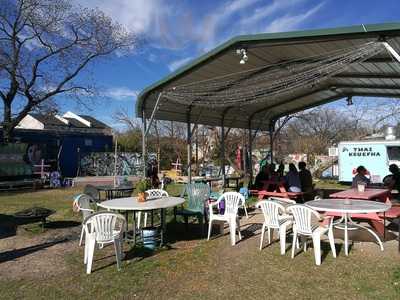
[144,213,148,228]
[243,204,249,219]
[236,218,241,240]
[267,227,272,245]
[291,230,297,259]
[79,226,85,246]
[207,219,213,240]
[279,225,287,255]
[312,234,321,266]
[86,237,96,274]
[328,228,337,258]
[260,224,266,250]
[84,235,88,264]
[303,237,307,252]
[229,221,236,246]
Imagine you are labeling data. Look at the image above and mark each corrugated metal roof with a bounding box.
[137,23,400,130]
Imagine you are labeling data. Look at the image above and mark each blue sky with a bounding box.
[67,0,400,129]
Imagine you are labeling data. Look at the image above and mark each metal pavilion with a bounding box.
[137,23,400,182]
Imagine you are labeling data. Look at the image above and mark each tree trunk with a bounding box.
[2,101,13,144]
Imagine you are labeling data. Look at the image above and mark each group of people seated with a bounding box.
[254,161,313,194]
[352,164,400,194]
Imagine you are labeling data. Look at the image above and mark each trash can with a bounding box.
[141,227,159,250]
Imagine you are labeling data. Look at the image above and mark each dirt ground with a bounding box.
[0,210,398,282]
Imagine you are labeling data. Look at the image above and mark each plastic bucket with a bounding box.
[141,227,158,250]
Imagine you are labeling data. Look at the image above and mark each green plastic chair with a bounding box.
[174,182,211,231]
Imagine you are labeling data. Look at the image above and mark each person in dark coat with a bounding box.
[254,165,270,190]
[298,161,313,193]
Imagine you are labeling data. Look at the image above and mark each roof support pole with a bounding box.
[187,107,192,183]
[220,107,232,187]
[248,119,253,185]
[220,120,226,187]
[269,120,276,164]
[145,92,162,138]
[142,109,147,178]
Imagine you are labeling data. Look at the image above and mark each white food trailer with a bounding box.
[338,140,400,183]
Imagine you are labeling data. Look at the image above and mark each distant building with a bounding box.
[1,112,113,178]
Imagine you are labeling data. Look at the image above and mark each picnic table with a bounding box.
[254,180,305,202]
[330,188,390,202]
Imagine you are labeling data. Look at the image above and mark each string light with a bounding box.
[161,42,384,108]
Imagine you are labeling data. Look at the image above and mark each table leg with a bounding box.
[124,211,129,240]
[133,211,137,246]
[344,213,349,256]
[348,216,384,251]
[160,208,165,246]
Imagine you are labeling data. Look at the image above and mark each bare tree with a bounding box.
[0,0,137,142]
[113,109,141,131]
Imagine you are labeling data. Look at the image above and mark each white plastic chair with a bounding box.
[238,187,249,219]
[287,205,336,265]
[207,192,244,246]
[257,200,293,254]
[136,189,169,229]
[73,194,95,246]
[83,212,126,274]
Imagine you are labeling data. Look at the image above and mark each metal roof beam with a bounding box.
[249,86,330,120]
[335,84,400,90]
[335,73,400,79]
[272,95,346,120]
[348,92,400,98]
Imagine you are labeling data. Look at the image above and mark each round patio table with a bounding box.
[306,199,391,256]
[97,196,185,246]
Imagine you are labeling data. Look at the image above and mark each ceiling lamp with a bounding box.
[236,48,248,64]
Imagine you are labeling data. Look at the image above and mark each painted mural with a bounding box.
[79,152,156,176]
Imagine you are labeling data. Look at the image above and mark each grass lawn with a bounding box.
[0,184,399,299]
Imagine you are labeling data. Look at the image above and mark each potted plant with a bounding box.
[136,178,150,202]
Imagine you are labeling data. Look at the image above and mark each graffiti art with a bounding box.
[79,152,156,176]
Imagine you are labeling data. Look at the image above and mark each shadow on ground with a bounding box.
[0,214,17,239]
[0,239,68,263]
